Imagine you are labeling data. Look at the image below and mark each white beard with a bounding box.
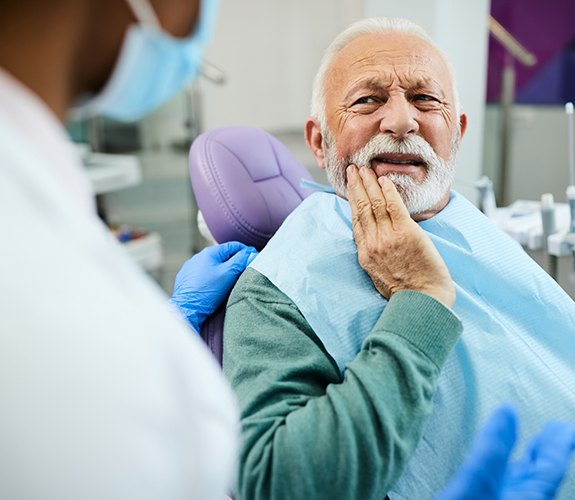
[323,130,459,215]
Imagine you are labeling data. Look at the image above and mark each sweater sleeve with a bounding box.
[223,267,462,500]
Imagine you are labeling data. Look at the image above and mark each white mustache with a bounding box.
[347,134,441,171]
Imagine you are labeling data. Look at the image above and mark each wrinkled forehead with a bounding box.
[324,32,454,103]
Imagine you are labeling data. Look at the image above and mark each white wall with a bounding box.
[199,0,365,132]
[486,105,572,204]
[366,0,491,204]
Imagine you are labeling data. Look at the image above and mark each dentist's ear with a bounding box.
[305,117,326,170]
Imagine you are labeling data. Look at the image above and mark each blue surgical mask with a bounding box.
[71,0,219,122]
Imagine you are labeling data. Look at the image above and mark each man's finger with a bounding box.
[359,167,390,224]
[347,165,377,235]
[378,176,412,227]
[347,168,367,248]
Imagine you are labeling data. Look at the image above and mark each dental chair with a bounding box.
[189,126,316,365]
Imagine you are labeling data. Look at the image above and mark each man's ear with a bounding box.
[457,112,468,149]
[305,117,326,170]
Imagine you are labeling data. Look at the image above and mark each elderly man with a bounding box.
[224,17,575,500]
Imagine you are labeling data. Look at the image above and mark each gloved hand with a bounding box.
[502,418,575,500]
[166,241,258,334]
[435,405,575,500]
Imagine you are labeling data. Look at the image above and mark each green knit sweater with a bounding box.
[223,267,462,500]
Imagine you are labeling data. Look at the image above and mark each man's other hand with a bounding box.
[347,165,456,308]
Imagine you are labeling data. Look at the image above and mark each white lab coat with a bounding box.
[0,68,238,499]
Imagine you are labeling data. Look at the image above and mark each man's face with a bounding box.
[311,31,467,219]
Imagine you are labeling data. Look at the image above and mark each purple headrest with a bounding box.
[189,126,316,250]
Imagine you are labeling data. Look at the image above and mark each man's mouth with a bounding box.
[367,154,426,180]
[372,153,424,166]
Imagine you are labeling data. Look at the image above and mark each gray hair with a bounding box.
[310,17,461,130]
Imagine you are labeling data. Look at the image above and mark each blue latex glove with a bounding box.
[503,419,575,500]
[435,405,575,500]
[166,242,258,334]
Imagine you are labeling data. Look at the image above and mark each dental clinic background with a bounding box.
[71,0,575,299]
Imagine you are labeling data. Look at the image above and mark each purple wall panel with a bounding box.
[487,0,575,103]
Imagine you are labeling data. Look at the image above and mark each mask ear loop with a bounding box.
[124,0,162,31]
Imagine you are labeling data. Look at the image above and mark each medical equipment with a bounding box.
[487,104,575,281]
[189,126,315,251]
[476,195,570,252]
[486,104,575,266]
[188,126,315,363]
[568,103,575,238]
[568,102,574,188]
[197,211,218,246]
[543,104,575,283]
[541,193,558,279]
[475,176,497,219]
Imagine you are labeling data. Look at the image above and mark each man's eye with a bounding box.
[414,94,437,102]
[354,96,375,105]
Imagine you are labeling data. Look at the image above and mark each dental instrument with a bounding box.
[475,176,497,219]
[546,103,575,282]
[541,193,558,280]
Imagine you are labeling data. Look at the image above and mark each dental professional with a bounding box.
[0,0,256,498]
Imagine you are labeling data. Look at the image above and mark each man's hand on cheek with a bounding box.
[346,165,456,308]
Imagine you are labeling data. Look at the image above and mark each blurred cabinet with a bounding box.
[80,147,164,273]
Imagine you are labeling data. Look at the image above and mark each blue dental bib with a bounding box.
[251,191,575,499]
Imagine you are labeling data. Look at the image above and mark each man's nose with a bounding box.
[379,98,419,139]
